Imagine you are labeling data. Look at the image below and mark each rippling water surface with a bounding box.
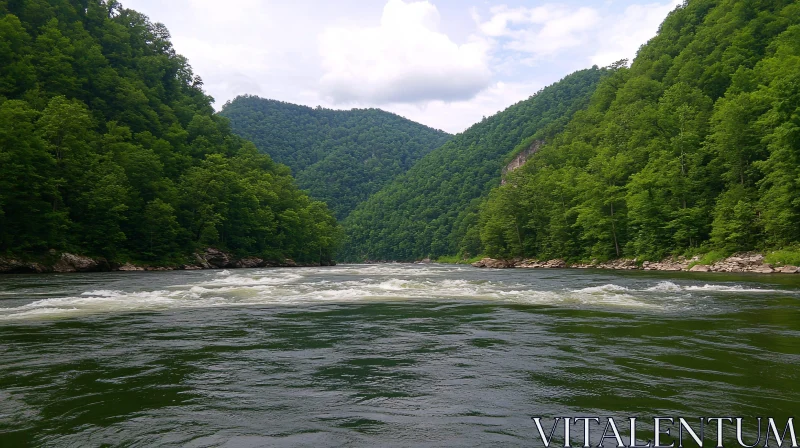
[1,264,799,446]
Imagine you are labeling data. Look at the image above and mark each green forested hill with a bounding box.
[219,96,451,219]
[342,67,609,261]
[477,0,800,262]
[0,0,339,264]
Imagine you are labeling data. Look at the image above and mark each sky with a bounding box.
[123,0,682,133]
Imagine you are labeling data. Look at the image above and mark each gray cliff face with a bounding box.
[501,140,542,185]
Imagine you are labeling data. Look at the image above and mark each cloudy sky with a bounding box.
[123,0,681,133]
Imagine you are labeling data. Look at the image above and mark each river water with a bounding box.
[1,264,798,447]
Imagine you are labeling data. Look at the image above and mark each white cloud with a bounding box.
[122,0,682,133]
[474,4,601,58]
[319,0,492,104]
[590,0,683,67]
[473,0,680,65]
[381,80,545,133]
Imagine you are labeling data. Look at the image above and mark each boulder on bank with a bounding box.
[707,252,775,273]
[643,257,692,271]
[118,263,145,271]
[181,264,203,270]
[235,257,267,269]
[595,259,639,270]
[53,253,108,273]
[472,258,513,269]
[495,251,798,274]
[0,257,49,274]
[202,248,234,268]
[689,264,711,272]
[2,248,339,275]
[517,259,566,268]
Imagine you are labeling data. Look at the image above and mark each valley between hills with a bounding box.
[2,0,800,274]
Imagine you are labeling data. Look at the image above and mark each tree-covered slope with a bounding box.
[219,96,451,219]
[0,0,339,264]
[342,67,609,261]
[477,0,800,262]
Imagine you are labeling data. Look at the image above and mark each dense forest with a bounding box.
[476,0,800,263]
[0,0,340,265]
[4,0,797,268]
[219,97,451,219]
[341,67,609,261]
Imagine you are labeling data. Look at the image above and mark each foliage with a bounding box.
[342,67,609,261]
[689,250,729,268]
[219,96,450,219]
[765,248,800,266]
[0,1,340,264]
[434,254,484,265]
[475,0,800,263]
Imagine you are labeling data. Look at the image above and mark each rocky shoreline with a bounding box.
[472,252,799,274]
[0,248,334,275]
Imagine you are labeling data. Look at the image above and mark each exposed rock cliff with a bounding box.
[501,140,542,185]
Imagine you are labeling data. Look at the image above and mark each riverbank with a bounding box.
[471,252,800,274]
[0,248,334,275]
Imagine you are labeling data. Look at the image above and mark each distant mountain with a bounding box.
[219,97,451,219]
[342,67,609,261]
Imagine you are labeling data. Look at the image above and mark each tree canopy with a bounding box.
[219,96,451,219]
[476,0,800,262]
[5,0,798,266]
[341,67,609,261]
[0,0,340,264]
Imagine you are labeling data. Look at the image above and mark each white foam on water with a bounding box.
[313,264,455,277]
[0,278,663,320]
[5,266,793,320]
[573,291,659,308]
[302,288,374,301]
[6,307,81,319]
[684,284,785,293]
[81,290,125,297]
[195,272,303,288]
[646,281,683,292]
[1,290,187,320]
[376,279,409,290]
[569,284,660,309]
[498,288,658,309]
[573,284,630,294]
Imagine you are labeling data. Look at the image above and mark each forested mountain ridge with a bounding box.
[477,0,800,263]
[219,96,451,219]
[0,0,340,266]
[341,67,610,261]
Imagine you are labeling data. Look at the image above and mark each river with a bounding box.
[1,264,798,447]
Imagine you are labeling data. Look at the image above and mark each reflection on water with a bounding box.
[0,265,799,446]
